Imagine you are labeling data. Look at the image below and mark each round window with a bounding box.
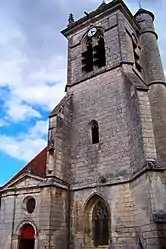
[26,197,36,214]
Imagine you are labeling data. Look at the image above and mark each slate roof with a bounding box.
[134,8,154,21]
[1,147,47,189]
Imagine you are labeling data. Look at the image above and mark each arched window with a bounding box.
[82,29,106,73]
[92,200,109,246]
[90,120,99,144]
[84,194,110,248]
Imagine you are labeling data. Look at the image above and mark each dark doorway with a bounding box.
[19,224,35,249]
[19,239,34,249]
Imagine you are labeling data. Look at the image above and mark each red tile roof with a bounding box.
[2,147,47,188]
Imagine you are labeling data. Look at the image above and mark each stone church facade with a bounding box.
[1,0,166,248]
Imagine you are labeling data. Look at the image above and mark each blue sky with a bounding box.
[0,0,165,186]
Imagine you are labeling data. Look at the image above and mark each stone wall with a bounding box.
[49,187,68,249]
[0,194,15,249]
[70,184,136,249]
[68,67,145,187]
[148,84,166,168]
[131,171,166,249]
[46,95,72,182]
[0,186,41,249]
[70,171,166,249]
[0,182,68,249]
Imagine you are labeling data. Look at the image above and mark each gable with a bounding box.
[2,173,45,190]
[1,147,47,190]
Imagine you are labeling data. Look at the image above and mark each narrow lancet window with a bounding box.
[82,38,93,73]
[94,36,106,68]
[90,120,99,144]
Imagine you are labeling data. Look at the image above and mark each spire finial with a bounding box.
[139,0,142,8]
[68,13,74,26]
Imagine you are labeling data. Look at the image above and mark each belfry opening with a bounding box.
[18,224,35,249]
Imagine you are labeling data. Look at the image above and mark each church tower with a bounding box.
[49,0,166,248]
[45,0,166,248]
[1,1,166,249]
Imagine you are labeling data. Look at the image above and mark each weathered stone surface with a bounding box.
[0,1,166,249]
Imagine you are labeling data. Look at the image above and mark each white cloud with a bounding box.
[0,1,67,163]
[0,135,46,162]
[0,53,66,111]
[0,47,66,122]
[28,120,48,139]
[0,119,8,127]
[10,57,66,110]
[0,120,48,161]
[0,13,66,121]
[4,98,41,122]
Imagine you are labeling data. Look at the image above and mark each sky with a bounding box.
[0,0,165,186]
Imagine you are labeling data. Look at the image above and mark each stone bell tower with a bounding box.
[61,0,150,186]
[45,0,166,248]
